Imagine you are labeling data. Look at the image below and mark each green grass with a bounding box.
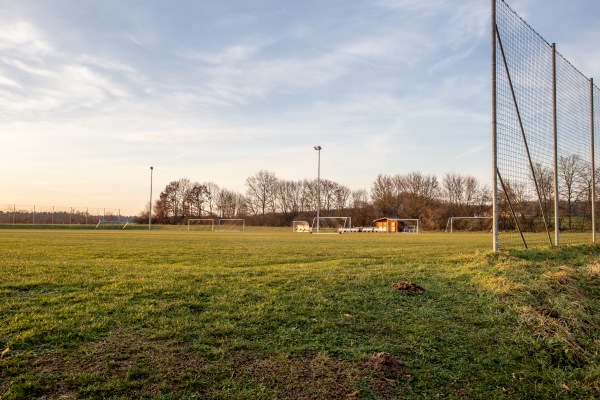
[1,229,598,399]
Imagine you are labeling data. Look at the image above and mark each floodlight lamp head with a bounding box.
[314,146,322,151]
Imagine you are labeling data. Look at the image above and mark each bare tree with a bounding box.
[246,170,278,216]
[351,188,374,226]
[403,171,439,199]
[319,179,338,213]
[277,180,304,215]
[443,172,465,216]
[216,189,246,218]
[443,172,485,216]
[154,178,191,223]
[184,182,209,218]
[332,184,351,212]
[352,189,370,209]
[558,155,584,228]
[371,174,397,216]
[203,182,220,216]
[301,179,318,213]
[576,163,596,218]
[532,162,554,217]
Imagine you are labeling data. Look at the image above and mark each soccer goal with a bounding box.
[95,220,129,229]
[311,217,351,234]
[217,219,245,232]
[188,219,215,231]
[446,217,492,233]
[396,219,421,233]
[293,221,310,233]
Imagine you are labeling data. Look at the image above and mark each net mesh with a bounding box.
[495,0,597,248]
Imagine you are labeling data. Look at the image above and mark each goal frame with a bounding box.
[217,218,245,232]
[292,220,310,233]
[394,219,421,233]
[188,219,215,231]
[310,216,351,234]
[95,220,129,229]
[446,217,493,233]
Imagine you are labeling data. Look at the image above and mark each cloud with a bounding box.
[375,0,450,11]
[0,75,22,89]
[453,143,489,161]
[179,43,264,65]
[76,55,138,75]
[1,57,52,76]
[0,23,135,115]
[0,21,52,55]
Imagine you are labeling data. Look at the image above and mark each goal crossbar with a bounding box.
[188,219,215,231]
[311,216,351,234]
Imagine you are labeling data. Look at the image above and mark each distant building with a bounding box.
[373,217,419,233]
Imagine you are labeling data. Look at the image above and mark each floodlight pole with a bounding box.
[149,166,153,230]
[314,146,322,233]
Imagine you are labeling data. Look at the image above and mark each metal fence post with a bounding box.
[492,0,499,252]
[592,78,597,243]
[553,43,560,246]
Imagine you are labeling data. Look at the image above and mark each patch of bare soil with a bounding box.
[367,352,412,380]
[392,281,425,293]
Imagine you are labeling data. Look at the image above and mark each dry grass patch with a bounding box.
[520,305,587,368]
[588,261,600,280]
[22,331,409,399]
[543,265,575,285]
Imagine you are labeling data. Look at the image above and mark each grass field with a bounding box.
[1,229,598,399]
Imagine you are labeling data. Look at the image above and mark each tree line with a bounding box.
[500,155,598,231]
[135,170,491,230]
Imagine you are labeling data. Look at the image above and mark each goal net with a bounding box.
[395,219,421,233]
[293,221,310,233]
[446,217,492,233]
[188,219,215,231]
[217,219,245,232]
[311,217,351,234]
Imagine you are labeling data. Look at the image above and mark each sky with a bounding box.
[1,0,600,216]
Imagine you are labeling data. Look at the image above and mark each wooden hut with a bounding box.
[373,218,420,233]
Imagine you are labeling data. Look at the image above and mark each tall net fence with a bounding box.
[494,0,598,249]
[0,205,127,228]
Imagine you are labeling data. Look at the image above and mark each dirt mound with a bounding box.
[392,281,425,293]
[367,352,411,380]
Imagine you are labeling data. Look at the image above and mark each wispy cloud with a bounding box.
[0,75,22,89]
[453,143,489,161]
[0,21,52,55]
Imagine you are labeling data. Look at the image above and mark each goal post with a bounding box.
[311,216,351,234]
[446,217,493,233]
[394,219,421,233]
[188,219,215,231]
[217,219,245,232]
[293,221,310,232]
